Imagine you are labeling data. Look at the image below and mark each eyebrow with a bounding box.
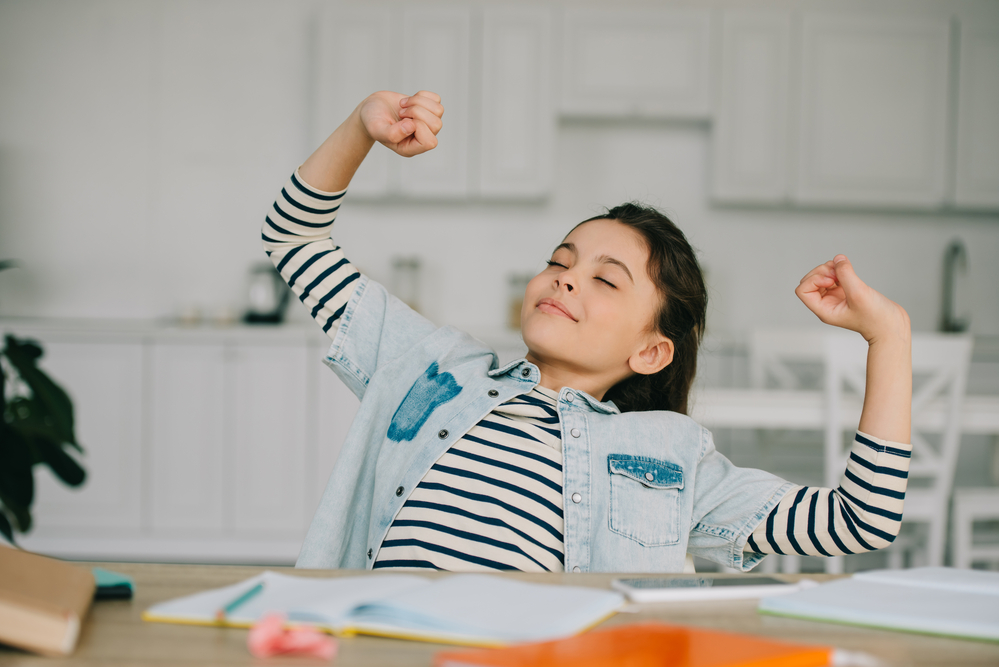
[553,242,635,284]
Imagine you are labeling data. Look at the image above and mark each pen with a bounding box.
[215,581,265,622]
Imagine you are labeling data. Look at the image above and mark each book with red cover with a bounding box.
[435,622,831,667]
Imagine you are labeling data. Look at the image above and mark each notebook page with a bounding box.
[852,567,999,596]
[290,574,429,624]
[144,571,429,629]
[759,578,999,641]
[348,574,624,644]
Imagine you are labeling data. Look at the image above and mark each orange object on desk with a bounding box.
[434,622,832,667]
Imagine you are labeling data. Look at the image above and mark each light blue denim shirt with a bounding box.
[296,275,794,573]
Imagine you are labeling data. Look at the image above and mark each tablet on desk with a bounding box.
[612,576,803,603]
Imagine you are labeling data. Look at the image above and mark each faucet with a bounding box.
[941,239,969,333]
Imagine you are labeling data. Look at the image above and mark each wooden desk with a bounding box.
[1,563,997,666]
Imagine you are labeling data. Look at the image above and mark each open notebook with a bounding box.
[758,567,999,642]
[143,571,624,646]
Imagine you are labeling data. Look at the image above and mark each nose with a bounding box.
[554,271,575,293]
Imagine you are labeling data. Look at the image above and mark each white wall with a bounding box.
[1,0,998,338]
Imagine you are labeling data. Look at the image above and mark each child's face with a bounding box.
[521,218,672,395]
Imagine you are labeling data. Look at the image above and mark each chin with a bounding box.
[521,317,570,362]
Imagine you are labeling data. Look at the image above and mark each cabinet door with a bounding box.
[230,342,309,537]
[314,5,394,198]
[27,340,143,533]
[398,6,472,198]
[560,9,712,118]
[711,13,791,203]
[954,26,999,209]
[149,342,225,532]
[795,16,950,208]
[477,7,554,199]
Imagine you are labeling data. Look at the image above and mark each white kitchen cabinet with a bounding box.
[230,341,310,538]
[398,6,472,199]
[314,4,394,198]
[795,16,950,208]
[149,342,226,532]
[711,12,791,204]
[477,7,555,199]
[27,339,144,533]
[559,8,712,118]
[954,26,999,209]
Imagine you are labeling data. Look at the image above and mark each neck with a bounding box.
[524,351,629,402]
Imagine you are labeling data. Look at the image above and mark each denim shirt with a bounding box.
[296,275,794,573]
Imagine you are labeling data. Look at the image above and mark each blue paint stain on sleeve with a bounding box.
[387,362,462,442]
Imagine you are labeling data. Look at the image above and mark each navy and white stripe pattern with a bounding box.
[746,432,910,557]
[374,385,566,572]
[262,171,359,338]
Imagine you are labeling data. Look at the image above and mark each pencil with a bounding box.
[215,581,265,622]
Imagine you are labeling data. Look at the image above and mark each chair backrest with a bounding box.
[822,332,974,501]
[748,329,825,390]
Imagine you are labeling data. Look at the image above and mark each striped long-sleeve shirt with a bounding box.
[263,170,909,570]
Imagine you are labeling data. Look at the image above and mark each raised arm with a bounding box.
[261,91,443,339]
[794,254,912,443]
[300,90,444,192]
[744,255,912,560]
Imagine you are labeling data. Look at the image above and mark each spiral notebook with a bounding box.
[143,571,624,647]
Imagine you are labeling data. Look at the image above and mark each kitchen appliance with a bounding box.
[243,262,291,324]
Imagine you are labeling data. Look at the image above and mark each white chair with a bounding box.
[824,332,973,572]
[951,487,999,570]
[749,329,825,392]
[748,329,825,574]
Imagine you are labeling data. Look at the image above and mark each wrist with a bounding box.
[864,304,911,347]
[348,104,376,146]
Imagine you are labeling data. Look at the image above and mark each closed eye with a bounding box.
[546,260,566,269]
[596,277,616,288]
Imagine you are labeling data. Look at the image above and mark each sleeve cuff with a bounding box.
[293,166,348,198]
[856,430,912,453]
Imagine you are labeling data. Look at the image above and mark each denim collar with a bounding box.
[489,358,621,415]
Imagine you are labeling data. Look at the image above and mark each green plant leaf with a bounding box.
[33,436,86,487]
[0,423,34,508]
[0,489,31,533]
[0,508,15,544]
[0,348,6,415]
[3,335,78,449]
[7,396,81,454]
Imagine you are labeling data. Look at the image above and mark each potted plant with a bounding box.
[0,262,85,543]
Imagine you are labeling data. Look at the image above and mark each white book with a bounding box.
[142,571,623,646]
[758,567,999,642]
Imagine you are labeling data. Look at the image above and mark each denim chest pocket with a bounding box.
[607,455,684,547]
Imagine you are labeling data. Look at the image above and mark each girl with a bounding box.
[262,90,912,573]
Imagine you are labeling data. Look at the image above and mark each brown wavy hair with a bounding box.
[572,203,707,415]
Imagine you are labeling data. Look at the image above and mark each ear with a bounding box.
[628,336,675,376]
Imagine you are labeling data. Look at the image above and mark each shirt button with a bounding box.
[488,389,499,398]
[570,428,581,438]
[521,368,531,378]
[572,566,581,573]
[645,472,654,482]
[395,486,404,497]
[571,492,582,503]
[438,429,449,439]
[566,393,575,402]
[367,548,373,559]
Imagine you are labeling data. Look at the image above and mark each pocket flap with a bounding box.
[607,455,683,490]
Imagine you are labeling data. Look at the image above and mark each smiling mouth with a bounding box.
[536,298,577,322]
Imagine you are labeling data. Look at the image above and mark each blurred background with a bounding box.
[0,0,996,571]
